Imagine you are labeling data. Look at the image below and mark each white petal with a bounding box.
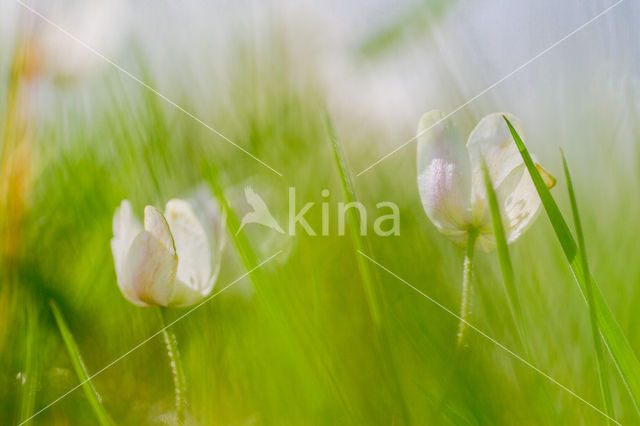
[417,110,472,236]
[467,113,526,225]
[121,207,178,306]
[123,232,178,306]
[185,186,226,290]
[467,113,524,182]
[498,164,544,243]
[144,206,176,253]
[473,166,543,252]
[110,200,142,302]
[475,231,497,253]
[166,278,210,308]
[164,199,211,295]
[466,113,555,245]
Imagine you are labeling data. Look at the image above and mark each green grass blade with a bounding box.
[324,113,382,325]
[324,112,412,423]
[480,161,531,358]
[505,116,640,415]
[562,152,614,421]
[49,300,113,426]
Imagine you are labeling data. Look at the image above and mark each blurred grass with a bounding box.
[507,116,640,419]
[563,152,615,421]
[326,112,410,423]
[481,161,530,357]
[357,0,455,60]
[1,13,640,426]
[49,299,113,425]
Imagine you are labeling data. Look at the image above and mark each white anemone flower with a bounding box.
[417,111,555,252]
[111,193,225,308]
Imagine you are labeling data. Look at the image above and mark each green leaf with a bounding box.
[480,161,531,358]
[505,115,640,416]
[50,300,113,426]
[563,152,614,422]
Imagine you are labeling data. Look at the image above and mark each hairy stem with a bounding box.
[457,228,478,347]
[157,308,187,423]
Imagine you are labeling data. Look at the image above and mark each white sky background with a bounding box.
[1,0,638,167]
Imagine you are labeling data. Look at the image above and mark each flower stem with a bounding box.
[157,308,187,424]
[457,228,478,347]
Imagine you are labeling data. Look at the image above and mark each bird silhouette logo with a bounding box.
[237,186,285,234]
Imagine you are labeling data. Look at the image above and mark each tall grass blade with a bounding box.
[324,114,382,325]
[324,112,410,423]
[49,300,113,426]
[562,152,614,422]
[480,162,531,358]
[505,116,640,415]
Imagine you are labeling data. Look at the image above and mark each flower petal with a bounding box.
[166,278,211,308]
[467,113,555,244]
[475,231,498,253]
[164,199,211,294]
[497,164,545,243]
[467,112,524,188]
[121,207,178,306]
[110,200,142,301]
[144,206,176,253]
[467,112,527,227]
[184,186,226,291]
[417,110,472,237]
[123,231,178,306]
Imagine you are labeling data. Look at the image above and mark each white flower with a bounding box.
[417,111,555,252]
[111,193,225,307]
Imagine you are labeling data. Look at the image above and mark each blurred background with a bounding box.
[1,0,639,424]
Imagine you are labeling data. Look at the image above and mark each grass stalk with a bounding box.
[481,162,531,357]
[324,114,382,326]
[562,152,614,423]
[324,112,410,423]
[505,115,639,418]
[49,300,113,426]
